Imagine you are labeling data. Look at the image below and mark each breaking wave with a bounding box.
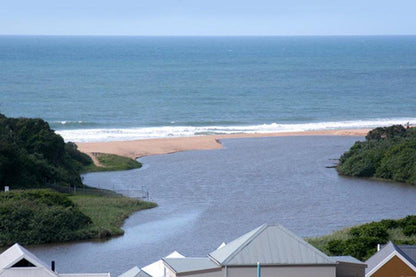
[56,118,416,142]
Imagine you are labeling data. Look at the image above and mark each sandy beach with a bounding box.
[76,129,369,161]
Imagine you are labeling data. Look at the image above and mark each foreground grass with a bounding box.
[82,153,142,173]
[69,190,157,238]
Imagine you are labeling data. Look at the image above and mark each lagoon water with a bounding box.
[28,136,416,276]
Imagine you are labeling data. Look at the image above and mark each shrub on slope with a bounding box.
[338,125,416,184]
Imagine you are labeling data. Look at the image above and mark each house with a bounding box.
[119,251,185,277]
[0,243,110,277]
[365,241,416,277]
[159,223,366,277]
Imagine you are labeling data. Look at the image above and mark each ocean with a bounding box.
[1,36,415,141]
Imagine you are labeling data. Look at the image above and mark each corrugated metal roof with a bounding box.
[209,223,335,266]
[162,258,220,274]
[366,241,416,274]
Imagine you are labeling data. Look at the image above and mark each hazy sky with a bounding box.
[1,0,415,36]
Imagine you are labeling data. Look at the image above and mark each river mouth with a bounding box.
[27,136,416,276]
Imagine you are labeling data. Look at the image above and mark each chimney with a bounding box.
[51,261,55,272]
[377,244,381,252]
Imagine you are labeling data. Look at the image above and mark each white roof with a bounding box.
[59,273,110,277]
[216,242,226,250]
[0,243,53,271]
[117,266,151,277]
[0,244,110,277]
[141,251,184,277]
[0,243,58,277]
[209,223,335,266]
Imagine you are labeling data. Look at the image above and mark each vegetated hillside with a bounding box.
[0,114,155,246]
[308,215,416,261]
[337,125,416,185]
[0,113,93,190]
[0,189,92,246]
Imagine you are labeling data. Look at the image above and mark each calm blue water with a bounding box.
[28,136,416,275]
[1,36,415,141]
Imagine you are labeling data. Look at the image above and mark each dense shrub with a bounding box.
[338,125,416,185]
[0,114,93,189]
[0,189,92,246]
[323,216,416,261]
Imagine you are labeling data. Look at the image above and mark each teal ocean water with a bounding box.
[1,36,415,141]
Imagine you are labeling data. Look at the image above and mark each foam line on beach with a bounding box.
[58,118,415,142]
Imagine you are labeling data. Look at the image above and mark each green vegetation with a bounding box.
[0,113,93,190]
[0,114,156,246]
[0,189,157,246]
[82,153,141,173]
[69,191,156,237]
[308,216,416,261]
[0,189,92,246]
[338,125,416,185]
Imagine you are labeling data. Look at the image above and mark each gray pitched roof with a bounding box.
[330,256,366,265]
[396,245,416,263]
[162,258,220,274]
[208,223,335,266]
[118,266,141,277]
[365,241,416,274]
[117,266,152,277]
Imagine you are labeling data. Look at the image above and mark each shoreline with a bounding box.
[76,129,369,161]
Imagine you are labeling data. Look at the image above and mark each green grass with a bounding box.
[307,216,416,260]
[82,152,142,173]
[0,188,157,246]
[307,227,352,255]
[69,192,157,238]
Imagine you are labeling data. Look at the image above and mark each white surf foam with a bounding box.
[56,118,416,142]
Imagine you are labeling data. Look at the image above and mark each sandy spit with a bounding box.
[76,129,368,162]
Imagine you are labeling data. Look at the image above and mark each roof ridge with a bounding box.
[393,242,416,266]
[221,224,268,265]
[272,223,334,263]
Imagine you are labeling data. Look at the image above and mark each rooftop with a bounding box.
[208,223,336,266]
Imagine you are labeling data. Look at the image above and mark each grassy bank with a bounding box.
[307,215,416,261]
[82,152,141,173]
[69,189,157,238]
[0,188,156,246]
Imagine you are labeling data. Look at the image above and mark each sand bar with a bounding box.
[76,129,369,161]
